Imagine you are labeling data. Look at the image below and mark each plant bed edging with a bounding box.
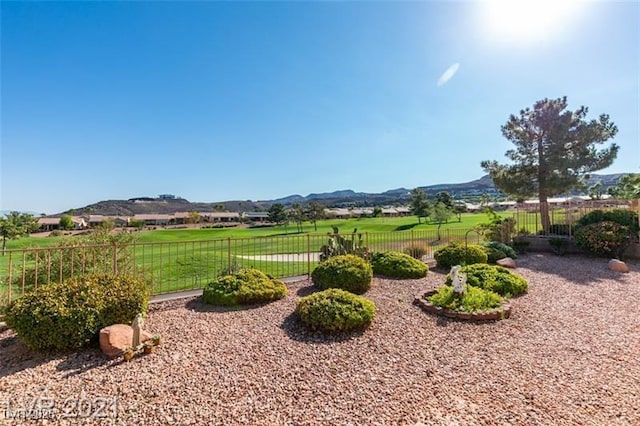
[413,290,511,321]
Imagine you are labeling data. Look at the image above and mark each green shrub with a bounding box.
[428,285,502,313]
[311,255,373,294]
[296,289,376,333]
[444,263,528,298]
[370,251,428,279]
[403,244,429,259]
[482,246,507,264]
[577,209,639,235]
[548,237,569,255]
[483,241,517,259]
[4,273,150,352]
[574,221,631,257]
[202,268,287,306]
[433,243,488,269]
[319,227,369,261]
[512,239,530,254]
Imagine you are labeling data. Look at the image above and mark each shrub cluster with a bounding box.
[296,289,376,333]
[482,246,507,264]
[5,274,150,352]
[434,243,488,269]
[577,209,639,235]
[484,241,517,259]
[370,251,428,279]
[402,244,429,259]
[445,263,528,298]
[428,285,502,313]
[311,255,373,294]
[574,221,631,257]
[202,268,287,306]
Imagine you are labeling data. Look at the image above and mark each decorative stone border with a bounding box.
[413,290,511,321]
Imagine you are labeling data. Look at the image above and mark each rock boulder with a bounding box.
[496,257,517,269]
[608,259,629,273]
[100,324,152,359]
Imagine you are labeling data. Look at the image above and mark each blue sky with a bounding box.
[1,1,638,214]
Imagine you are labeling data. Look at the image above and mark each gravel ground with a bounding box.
[1,254,639,425]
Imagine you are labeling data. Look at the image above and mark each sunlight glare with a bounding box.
[482,0,581,45]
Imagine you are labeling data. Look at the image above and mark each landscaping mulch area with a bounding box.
[1,254,639,425]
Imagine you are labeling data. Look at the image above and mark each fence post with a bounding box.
[411,229,415,248]
[227,238,231,271]
[307,234,311,278]
[112,243,118,274]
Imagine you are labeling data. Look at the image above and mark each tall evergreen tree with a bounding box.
[481,97,618,232]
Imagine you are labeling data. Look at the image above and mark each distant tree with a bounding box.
[97,217,115,231]
[0,212,39,255]
[409,188,429,224]
[214,204,225,212]
[188,211,200,225]
[481,97,618,232]
[372,206,383,218]
[435,192,454,209]
[588,182,603,200]
[305,201,325,232]
[608,173,640,199]
[453,202,467,222]
[430,202,453,240]
[289,203,305,233]
[129,219,145,230]
[59,215,75,230]
[268,203,289,229]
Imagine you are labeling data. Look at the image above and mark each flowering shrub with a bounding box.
[574,221,631,257]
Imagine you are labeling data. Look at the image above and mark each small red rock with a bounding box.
[608,259,629,273]
[99,324,153,359]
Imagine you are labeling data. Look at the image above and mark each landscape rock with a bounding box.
[99,324,152,359]
[497,257,517,268]
[608,259,629,273]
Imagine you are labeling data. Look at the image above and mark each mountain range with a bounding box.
[48,173,627,217]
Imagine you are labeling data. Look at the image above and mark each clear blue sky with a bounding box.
[1,1,638,214]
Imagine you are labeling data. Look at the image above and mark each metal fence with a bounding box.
[0,228,480,309]
[512,199,634,236]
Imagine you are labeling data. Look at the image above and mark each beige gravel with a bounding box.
[1,254,639,425]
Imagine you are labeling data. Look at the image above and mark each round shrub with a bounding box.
[202,268,287,306]
[371,251,428,279]
[574,221,631,257]
[483,241,517,259]
[5,274,150,352]
[296,288,376,333]
[434,243,488,269]
[311,255,373,294]
[428,285,502,313]
[444,263,528,298]
[482,246,507,264]
[577,209,639,235]
[403,244,429,259]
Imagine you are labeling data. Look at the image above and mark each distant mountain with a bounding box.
[54,173,630,216]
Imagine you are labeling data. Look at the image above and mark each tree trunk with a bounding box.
[313,220,317,232]
[437,223,442,241]
[539,194,551,233]
[1,236,5,256]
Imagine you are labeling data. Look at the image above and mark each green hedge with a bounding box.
[434,243,488,269]
[5,274,150,352]
[311,255,373,295]
[577,209,639,235]
[296,289,376,333]
[483,241,517,259]
[444,263,528,298]
[202,268,287,306]
[482,246,507,264]
[370,251,428,279]
[428,285,502,313]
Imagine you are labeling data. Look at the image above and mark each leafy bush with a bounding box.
[403,244,429,259]
[577,209,639,236]
[512,239,530,254]
[477,209,516,243]
[5,274,150,352]
[296,289,376,333]
[482,246,507,264]
[370,251,428,279]
[433,243,488,269]
[444,263,528,298]
[428,285,502,313]
[484,241,517,259]
[311,255,373,294]
[319,226,369,261]
[548,237,569,255]
[202,268,287,306]
[574,221,631,257]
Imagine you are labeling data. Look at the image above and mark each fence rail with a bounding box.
[0,228,481,309]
